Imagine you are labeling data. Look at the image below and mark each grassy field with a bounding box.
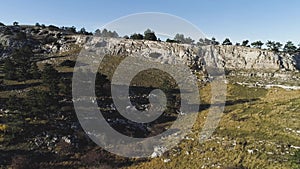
[120,83,300,169]
[0,53,300,169]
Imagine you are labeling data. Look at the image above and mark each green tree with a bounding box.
[211,37,219,45]
[42,64,60,94]
[144,29,157,41]
[59,77,72,98]
[130,33,144,40]
[166,39,180,43]
[79,27,87,34]
[29,62,41,79]
[3,58,16,80]
[144,29,152,35]
[266,41,282,52]
[12,46,33,81]
[222,38,232,45]
[13,21,19,26]
[283,41,297,55]
[94,29,101,36]
[197,38,213,46]
[174,34,194,44]
[251,41,264,49]
[3,46,33,81]
[241,40,249,47]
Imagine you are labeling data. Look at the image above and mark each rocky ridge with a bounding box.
[1,25,300,84]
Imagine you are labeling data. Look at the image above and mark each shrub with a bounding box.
[130,33,143,40]
[222,38,233,45]
[59,59,76,67]
[10,155,31,169]
[0,124,8,132]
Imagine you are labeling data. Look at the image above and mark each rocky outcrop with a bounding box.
[0,25,299,78]
[87,38,299,72]
[0,25,86,58]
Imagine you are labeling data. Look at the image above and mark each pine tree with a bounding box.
[29,62,41,79]
[222,38,233,45]
[251,41,264,49]
[42,64,60,95]
[11,46,33,81]
[3,58,16,80]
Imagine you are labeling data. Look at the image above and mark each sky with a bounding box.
[0,0,299,45]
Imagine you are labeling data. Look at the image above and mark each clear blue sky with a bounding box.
[0,0,299,45]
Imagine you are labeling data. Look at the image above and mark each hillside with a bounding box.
[0,24,300,169]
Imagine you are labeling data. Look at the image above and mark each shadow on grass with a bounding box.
[1,82,42,91]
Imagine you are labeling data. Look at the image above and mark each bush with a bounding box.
[0,124,8,132]
[59,60,76,67]
[166,38,180,43]
[222,38,233,45]
[48,25,59,31]
[144,32,157,41]
[10,155,31,169]
[130,33,143,40]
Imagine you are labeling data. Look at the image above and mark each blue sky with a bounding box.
[0,0,299,45]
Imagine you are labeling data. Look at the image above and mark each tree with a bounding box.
[144,32,157,41]
[144,29,157,41]
[222,38,232,45]
[13,21,19,26]
[35,23,41,27]
[283,41,297,55]
[95,29,118,37]
[42,64,60,94]
[101,29,108,37]
[70,26,76,33]
[13,46,32,81]
[0,22,5,26]
[166,39,180,43]
[297,44,300,53]
[266,41,282,52]
[251,41,264,49]
[95,29,101,36]
[174,34,194,44]
[211,37,219,45]
[79,27,87,34]
[130,33,144,40]
[59,77,72,98]
[241,40,249,47]
[29,62,41,79]
[144,29,153,35]
[197,38,212,46]
[3,58,16,80]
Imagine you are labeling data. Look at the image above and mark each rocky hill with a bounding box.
[1,25,300,84]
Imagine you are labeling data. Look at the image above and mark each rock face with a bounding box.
[87,38,299,72]
[0,25,299,76]
[0,25,86,58]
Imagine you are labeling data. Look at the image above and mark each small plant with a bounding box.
[291,150,300,169]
